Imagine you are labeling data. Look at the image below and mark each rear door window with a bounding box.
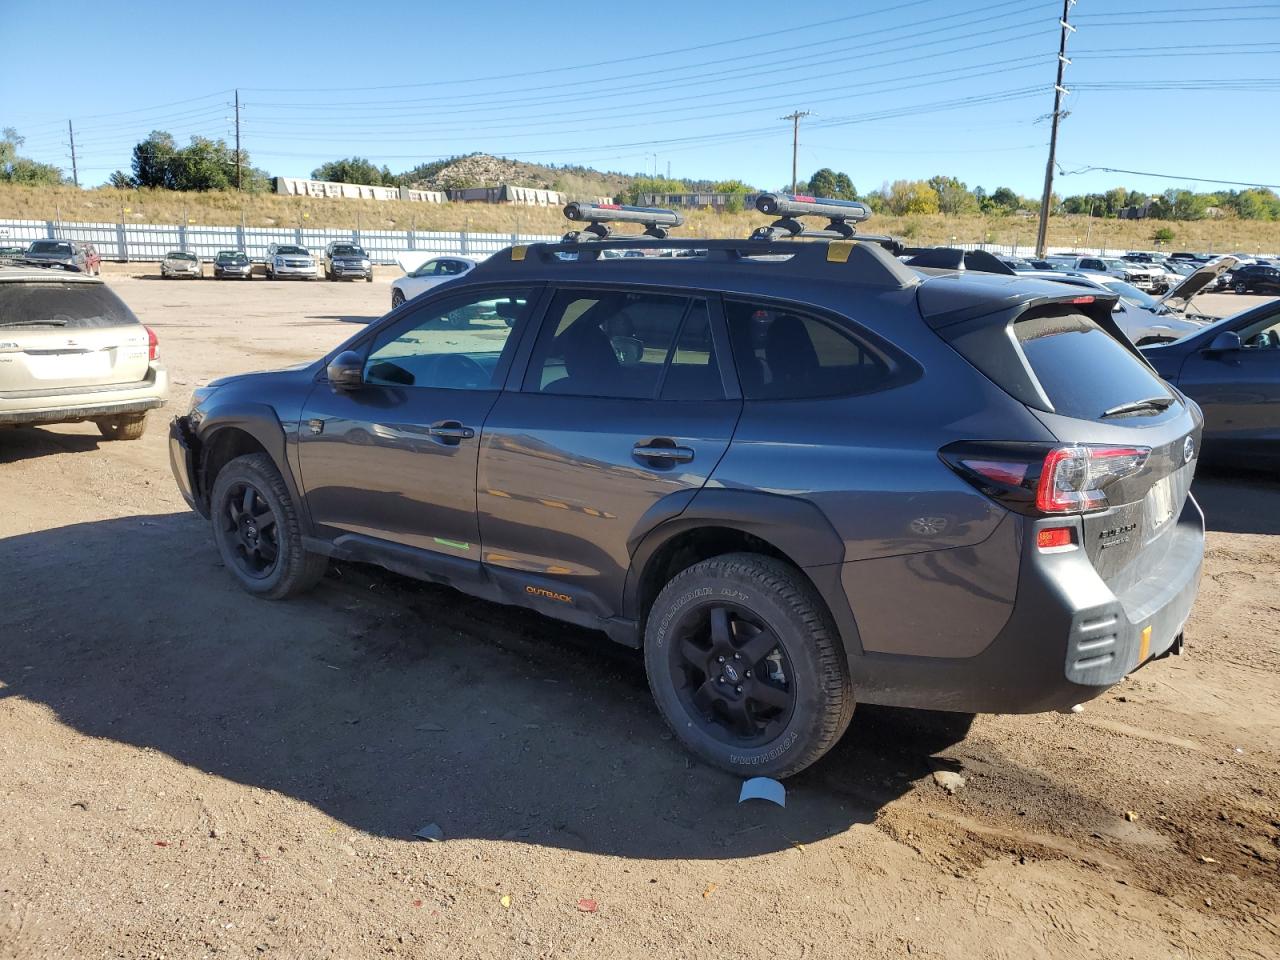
[0,282,140,329]
[1014,310,1173,419]
[524,288,719,400]
[723,300,897,400]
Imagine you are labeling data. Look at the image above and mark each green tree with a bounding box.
[1231,188,1280,220]
[132,131,179,188]
[108,170,134,189]
[0,128,65,185]
[1103,186,1128,217]
[983,186,1022,214]
[808,168,838,197]
[831,172,857,200]
[887,179,940,215]
[621,176,686,204]
[928,175,977,215]
[311,156,390,186]
[1152,226,1176,243]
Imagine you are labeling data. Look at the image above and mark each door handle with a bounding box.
[427,420,476,443]
[633,440,695,464]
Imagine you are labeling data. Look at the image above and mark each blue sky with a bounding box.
[6,0,1278,197]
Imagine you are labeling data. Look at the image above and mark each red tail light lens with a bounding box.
[145,325,159,362]
[1035,445,1149,513]
[941,441,1150,516]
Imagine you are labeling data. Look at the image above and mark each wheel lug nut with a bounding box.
[717,655,725,663]
[733,653,741,660]
[735,685,743,693]
[745,670,752,677]
[717,676,725,684]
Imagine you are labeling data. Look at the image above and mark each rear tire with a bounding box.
[97,413,148,441]
[209,453,327,600]
[1234,280,1248,294]
[391,289,406,309]
[644,552,854,779]
[366,273,374,283]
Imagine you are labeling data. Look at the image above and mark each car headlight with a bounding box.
[275,257,284,266]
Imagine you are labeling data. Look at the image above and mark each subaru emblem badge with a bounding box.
[1183,436,1195,464]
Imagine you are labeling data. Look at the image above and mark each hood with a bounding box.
[205,361,315,390]
[1159,256,1237,309]
[394,252,431,275]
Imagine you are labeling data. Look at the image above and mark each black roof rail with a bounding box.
[561,201,683,242]
[478,236,918,290]
[750,192,873,241]
[901,247,1016,276]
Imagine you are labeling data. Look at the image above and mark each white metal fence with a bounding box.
[0,217,1130,264]
[0,218,560,263]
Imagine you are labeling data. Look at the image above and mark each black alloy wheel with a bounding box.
[668,602,796,746]
[218,480,280,580]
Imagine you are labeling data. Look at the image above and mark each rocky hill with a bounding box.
[403,154,630,199]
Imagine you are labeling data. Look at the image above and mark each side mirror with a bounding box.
[326,350,365,389]
[1206,331,1242,353]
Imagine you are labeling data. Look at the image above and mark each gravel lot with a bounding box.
[2,269,1277,960]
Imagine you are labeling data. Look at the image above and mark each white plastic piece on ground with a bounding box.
[738,777,786,808]
[413,822,444,842]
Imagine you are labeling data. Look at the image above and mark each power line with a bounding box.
[1059,164,1280,190]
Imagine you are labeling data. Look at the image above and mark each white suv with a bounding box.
[264,244,317,280]
[0,266,167,439]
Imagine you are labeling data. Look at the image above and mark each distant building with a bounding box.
[447,185,566,206]
[637,192,760,210]
[273,177,446,203]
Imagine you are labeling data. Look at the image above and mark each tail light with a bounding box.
[941,441,1150,516]
[145,325,159,362]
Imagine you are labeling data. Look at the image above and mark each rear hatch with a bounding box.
[0,280,150,394]
[921,277,1201,596]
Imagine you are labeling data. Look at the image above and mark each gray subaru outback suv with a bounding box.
[170,197,1204,777]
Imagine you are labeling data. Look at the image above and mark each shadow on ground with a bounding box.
[0,426,101,462]
[0,513,977,859]
[302,314,381,324]
[1193,467,1280,535]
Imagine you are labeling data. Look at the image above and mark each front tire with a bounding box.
[209,453,327,600]
[97,413,148,441]
[644,553,854,779]
[391,288,406,309]
[1234,280,1248,294]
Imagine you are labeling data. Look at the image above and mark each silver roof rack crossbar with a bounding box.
[562,201,684,242]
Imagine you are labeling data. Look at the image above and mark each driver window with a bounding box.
[411,260,441,278]
[1240,315,1280,350]
[363,288,536,390]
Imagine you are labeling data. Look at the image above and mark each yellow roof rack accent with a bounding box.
[510,245,528,261]
[827,240,857,263]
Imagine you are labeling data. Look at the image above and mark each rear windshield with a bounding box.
[29,241,73,255]
[1014,310,1172,420]
[0,282,140,329]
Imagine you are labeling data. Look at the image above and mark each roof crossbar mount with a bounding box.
[750,192,873,241]
[562,201,684,242]
[901,247,1017,275]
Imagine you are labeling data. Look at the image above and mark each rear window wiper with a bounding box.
[1101,396,1174,418]
[0,318,69,327]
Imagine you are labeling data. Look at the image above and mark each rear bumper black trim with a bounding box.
[1,397,164,424]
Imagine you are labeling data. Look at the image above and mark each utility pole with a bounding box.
[781,110,810,194]
[1034,0,1075,257]
[234,89,242,192]
[67,120,79,188]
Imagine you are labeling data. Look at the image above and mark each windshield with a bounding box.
[0,282,140,329]
[1100,259,1131,271]
[216,252,247,264]
[276,246,307,255]
[166,251,196,261]
[332,245,365,257]
[1101,280,1160,309]
[28,241,73,256]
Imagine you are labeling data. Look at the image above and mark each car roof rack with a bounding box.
[562,201,684,241]
[750,193,873,241]
[901,247,1016,275]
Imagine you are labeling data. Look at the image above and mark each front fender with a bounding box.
[193,401,310,534]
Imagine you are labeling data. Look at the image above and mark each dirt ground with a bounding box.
[1,269,1277,960]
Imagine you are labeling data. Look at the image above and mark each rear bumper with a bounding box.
[0,364,169,425]
[845,495,1204,714]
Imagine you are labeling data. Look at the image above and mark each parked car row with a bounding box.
[134,240,377,281]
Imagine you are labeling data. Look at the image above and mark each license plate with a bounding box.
[1146,474,1176,531]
